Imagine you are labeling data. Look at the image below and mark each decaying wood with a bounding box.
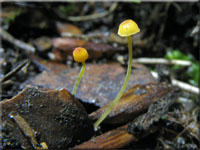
[0,87,93,149]
[73,124,136,149]
[127,86,181,138]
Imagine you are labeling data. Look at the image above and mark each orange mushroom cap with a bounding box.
[118,19,140,37]
[73,47,89,63]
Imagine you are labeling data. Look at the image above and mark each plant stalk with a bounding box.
[94,36,133,130]
[72,62,86,95]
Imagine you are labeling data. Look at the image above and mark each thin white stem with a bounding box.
[151,71,199,95]
[133,58,192,66]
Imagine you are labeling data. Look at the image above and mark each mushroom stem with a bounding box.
[94,36,133,130]
[72,62,86,95]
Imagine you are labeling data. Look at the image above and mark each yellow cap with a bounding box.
[73,47,89,63]
[118,19,140,37]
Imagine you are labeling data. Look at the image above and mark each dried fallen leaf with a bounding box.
[56,22,82,35]
[22,63,156,107]
[52,37,125,60]
[52,37,85,51]
[0,87,93,149]
[89,82,176,124]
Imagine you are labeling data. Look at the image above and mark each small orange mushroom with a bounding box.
[72,47,88,95]
[73,47,89,63]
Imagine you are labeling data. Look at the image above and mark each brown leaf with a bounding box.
[56,22,82,35]
[0,87,93,149]
[89,82,176,124]
[22,63,156,107]
[52,37,125,60]
[52,37,85,51]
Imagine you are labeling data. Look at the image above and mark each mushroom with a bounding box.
[72,47,89,95]
[94,19,140,130]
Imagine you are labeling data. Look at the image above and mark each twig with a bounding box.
[21,60,31,74]
[67,3,118,21]
[133,58,192,66]
[0,27,35,53]
[0,59,29,83]
[171,79,199,95]
[151,71,199,95]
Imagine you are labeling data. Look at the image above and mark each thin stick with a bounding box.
[0,27,35,53]
[133,58,192,66]
[72,62,86,95]
[151,71,199,95]
[171,79,199,95]
[67,3,118,22]
[0,59,29,83]
[94,36,133,130]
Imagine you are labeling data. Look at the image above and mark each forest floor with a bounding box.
[1,2,199,149]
